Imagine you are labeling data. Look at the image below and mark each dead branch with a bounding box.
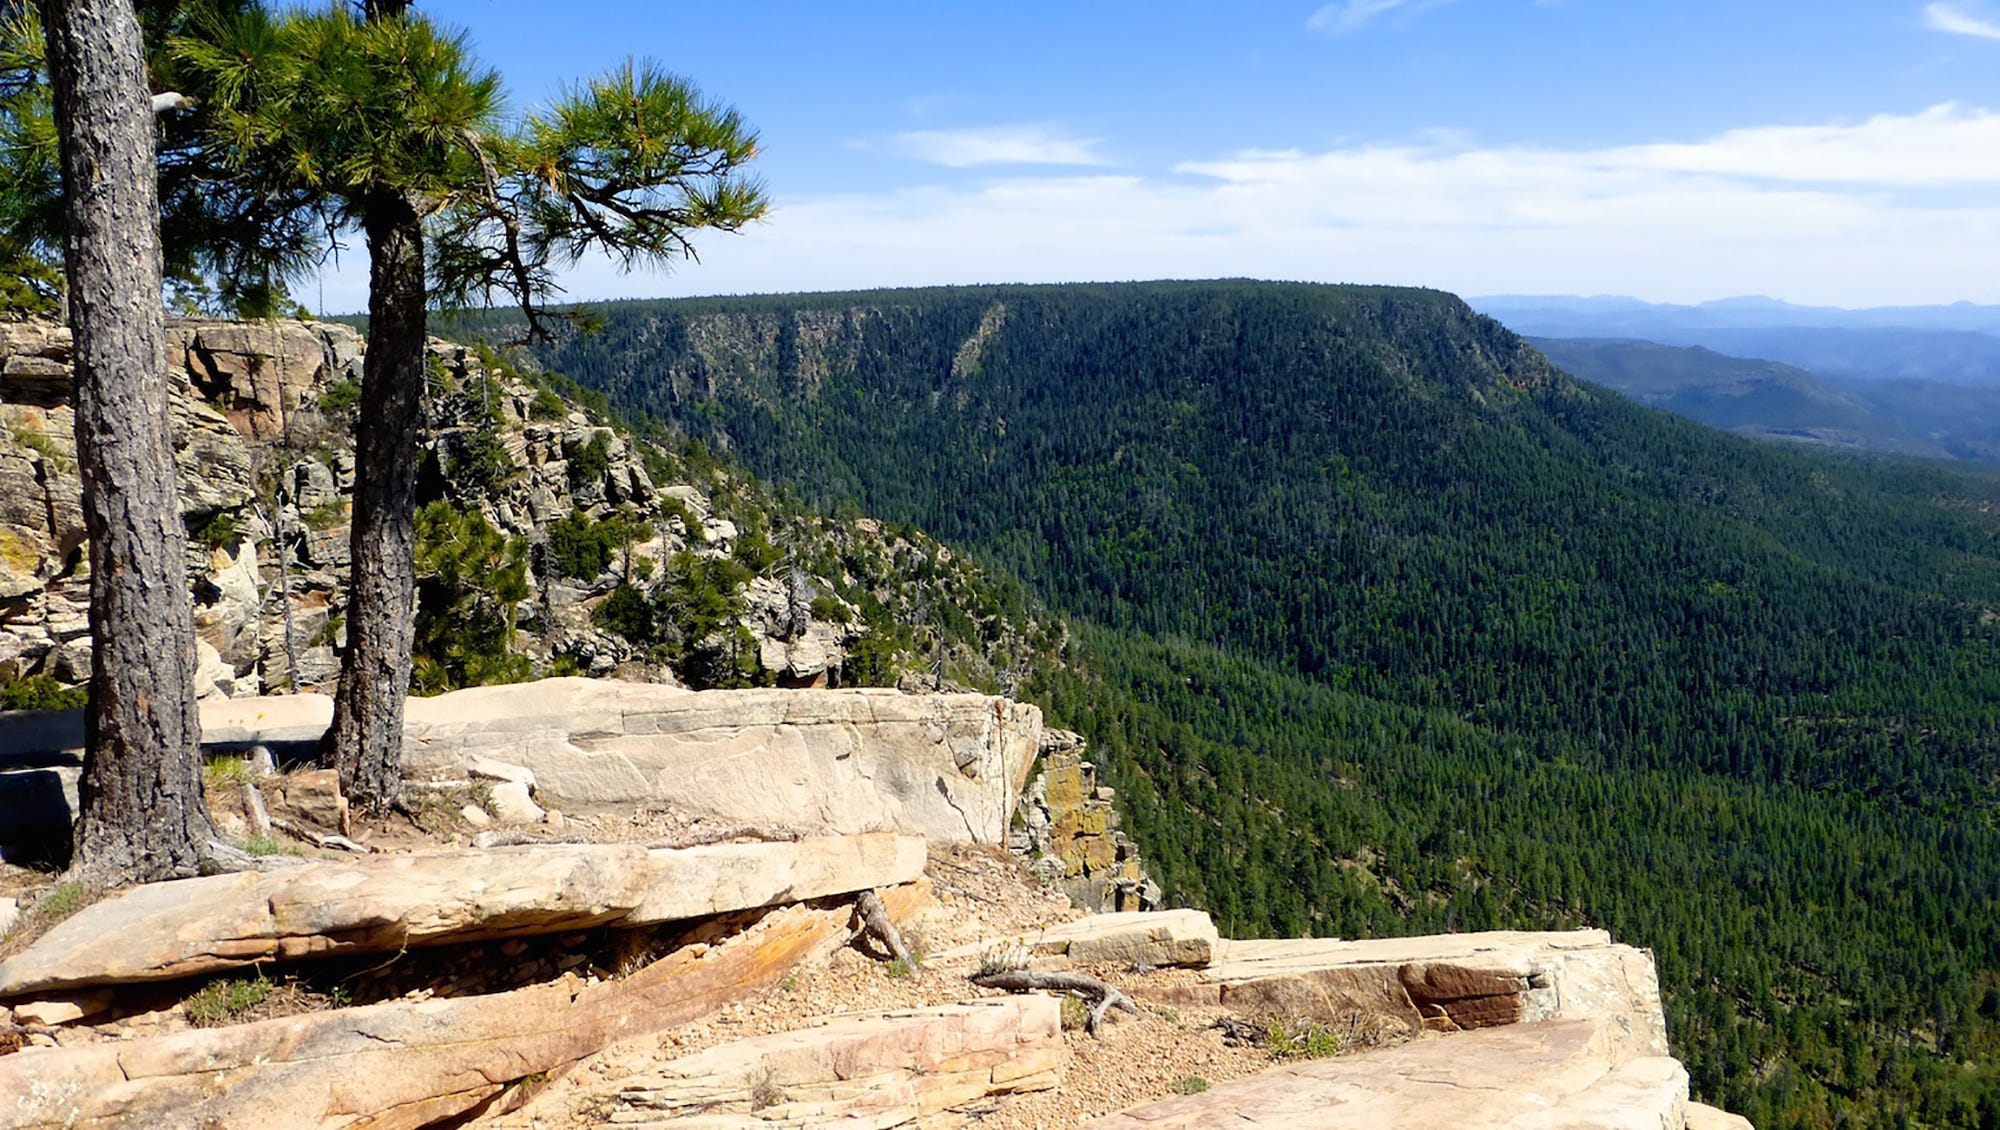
[269,818,372,854]
[242,783,272,838]
[970,969,1142,1036]
[854,889,916,970]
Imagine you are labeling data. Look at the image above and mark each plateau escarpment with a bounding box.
[0,673,1738,1129]
[498,280,2000,1127]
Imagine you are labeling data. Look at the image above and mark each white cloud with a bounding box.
[1925,1,2000,39]
[889,124,1106,168]
[1308,0,1413,34]
[311,104,2000,311]
[1606,104,2000,184]
[1307,0,1461,35]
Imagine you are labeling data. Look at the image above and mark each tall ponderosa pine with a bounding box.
[0,1,323,317]
[175,3,765,811]
[35,0,218,883]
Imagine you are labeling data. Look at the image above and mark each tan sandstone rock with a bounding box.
[189,679,1039,844]
[938,908,1219,970]
[1084,1018,1687,1130]
[5,681,1042,846]
[0,894,922,1130]
[1686,1102,1758,1130]
[596,998,1063,1127]
[0,834,925,996]
[1186,929,1669,1057]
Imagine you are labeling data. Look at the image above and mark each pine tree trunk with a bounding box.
[38,0,216,883]
[320,196,426,812]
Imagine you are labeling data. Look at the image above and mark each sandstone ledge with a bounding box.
[1084,1019,1688,1130]
[1184,929,1668,1057]
[599,998,1062,1127]
[0,834,924,997]
[1,679,1045,847]
[0,887,933,1130]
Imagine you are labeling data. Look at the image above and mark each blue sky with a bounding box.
[314,1,2000,311]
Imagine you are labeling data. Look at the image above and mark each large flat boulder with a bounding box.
[1083,1018,1688,1130]
[394,680,1042,845]
[937,908,1219,969]
[590,998,1063,1127]
[0,833,924,996]
[1189,930,1668,1057]
[0,893,926,1130]
[4,680,1042,845]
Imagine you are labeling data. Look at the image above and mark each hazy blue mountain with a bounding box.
[1476,295,2000,386]
[1478,293,2000,335]
[1532,336,2000,463]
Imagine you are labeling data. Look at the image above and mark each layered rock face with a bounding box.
[1016,728,1160,912]
[0,317,992,700]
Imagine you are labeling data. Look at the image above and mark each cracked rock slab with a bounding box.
[1187,930,1668,1057]
[581,998,1063,1127]
[0,894,924,1130]
[936,909,1219,970]
[1083,1019,1688,1129]
[0,834,925,996]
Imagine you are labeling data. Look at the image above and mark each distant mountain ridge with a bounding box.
[1473,294,2000,392]
[1477,293,2000,335]
[1525,336,1992,461]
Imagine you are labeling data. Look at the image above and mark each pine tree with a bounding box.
[175,3,765,810]
[36,0,218,884]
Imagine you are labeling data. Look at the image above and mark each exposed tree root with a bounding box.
[969,969,1142,1035]
[854,888,917,970]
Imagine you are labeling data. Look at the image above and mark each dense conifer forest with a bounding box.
[479,280,2000,1128]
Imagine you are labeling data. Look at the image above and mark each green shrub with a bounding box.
[1265,1018,1341,1059]
[188,510,242,551]
[451,429,515,493]
[1060,995,1090,1031]
[184,975,272,1027]
[545,512,617,579]
[243,835,294,857]
[528,387,567,420]
[567,432,612,487]
[317,378,361,416]
[1174,1077,1210,1095]
[0,674,86,712]
[411,502,532,694]
[302,501,348,531]
[592,582,655,642]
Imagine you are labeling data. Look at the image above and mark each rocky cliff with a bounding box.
[0,317,1049,702]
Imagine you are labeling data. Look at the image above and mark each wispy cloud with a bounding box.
[1307,0,1458,35]
[318,105,2000,310]
[1925,1,2000,39]
[889,124,1107,168]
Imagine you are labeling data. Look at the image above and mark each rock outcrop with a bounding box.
[1016,728,1160,914]
[0,894,928,1130]
[0,317,1052,702]
[1082,1018,1689,1130]
[2,678,1043,849]
[1189,929,1669,1057]
[0,834,925,996]
[597,998,1062,1127]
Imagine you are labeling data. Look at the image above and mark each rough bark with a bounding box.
[38,0,217,884]
[970,969,1142,1036]
[320,195,426,813]
[856,888,917,969]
